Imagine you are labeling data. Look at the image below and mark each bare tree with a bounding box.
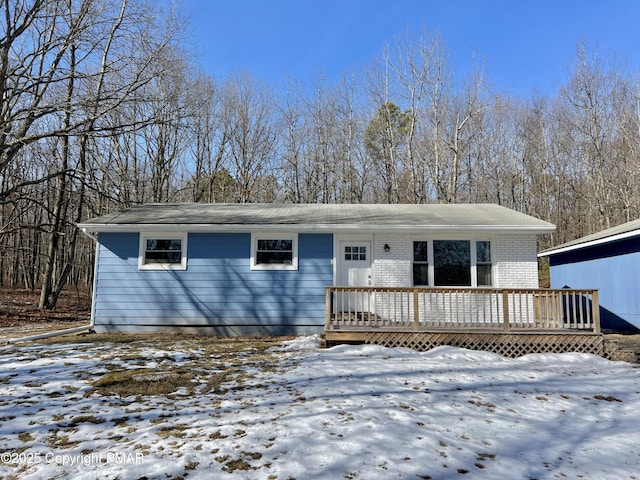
[5,11,640,297]
[0,0,191,304]
[188,74,234,203]
[276,80,306,202]
[333,74,370,203]
[364,101,409,203]
[385,29,437,203]
[224,72,277,203]
[553,42,628,234]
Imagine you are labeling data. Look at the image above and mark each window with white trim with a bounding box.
[475,240,493,286]
[411,239,493,287]
[412,241,429,286]
[251,233,298,270]
[139,233,188,270]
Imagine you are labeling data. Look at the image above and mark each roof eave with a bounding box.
[538,228,640,257]
[79,223,555,235]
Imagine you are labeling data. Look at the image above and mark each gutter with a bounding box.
[79,227,98,242]
[7,324,94,345]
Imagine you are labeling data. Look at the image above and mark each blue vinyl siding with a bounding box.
[92,232,333,335]
[549,238,640,331]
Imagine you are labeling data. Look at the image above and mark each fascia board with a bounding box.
[79,223,555,235]
[538,229,640,257]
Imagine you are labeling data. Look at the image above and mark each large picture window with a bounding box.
[251,233,298,270]
[434,240,471,286]
[139,233,187,270]
[412,239,492,287]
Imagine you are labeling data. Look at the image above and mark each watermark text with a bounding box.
[1,450,144,466]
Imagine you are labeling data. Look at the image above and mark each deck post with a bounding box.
[413,289,420,331]
[592,290,601,334]
[502,290,510,331]
[325,287,332,331]
[555,291,563,329]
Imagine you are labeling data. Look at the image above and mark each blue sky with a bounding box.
[183,0,640,95]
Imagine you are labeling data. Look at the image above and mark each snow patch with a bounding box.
[1,336,639,479]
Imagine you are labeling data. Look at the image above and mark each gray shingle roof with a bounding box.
[79,203,555,233]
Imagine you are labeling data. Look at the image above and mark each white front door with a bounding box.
[337,240,373,316]
[338,241,372,287]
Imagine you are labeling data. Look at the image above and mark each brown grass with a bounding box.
[92,368,196,397]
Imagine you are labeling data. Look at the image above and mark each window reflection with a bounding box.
[413,241,429,285]
[345,246,367,261]
[256,239,293,264]
[434,240,471,286]
[145,239,182,264]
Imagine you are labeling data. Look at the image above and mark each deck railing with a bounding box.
[326,287,600,333]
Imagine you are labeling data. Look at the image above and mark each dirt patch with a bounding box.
[0,287,91,341]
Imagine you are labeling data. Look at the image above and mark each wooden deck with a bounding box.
[325,287,604,357]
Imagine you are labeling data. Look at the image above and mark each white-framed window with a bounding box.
[412,240,429,286]
[411,238,493,287]
[250,233,298,270]
[475,240,493,286]
[138,233,188,270]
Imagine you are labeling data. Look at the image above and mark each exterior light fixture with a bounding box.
[384,243,390,252]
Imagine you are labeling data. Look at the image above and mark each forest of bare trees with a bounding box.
[2,0,640,307]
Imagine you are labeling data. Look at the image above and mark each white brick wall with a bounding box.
[372,234,412,287]
[494,235,540,288]
[371,233,540,288]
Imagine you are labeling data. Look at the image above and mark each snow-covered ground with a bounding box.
[1,335,639,479]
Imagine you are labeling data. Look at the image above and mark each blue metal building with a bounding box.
[539,219,640,332]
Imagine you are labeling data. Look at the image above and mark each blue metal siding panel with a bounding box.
[550,247,640,330]
[93,232,333,334]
